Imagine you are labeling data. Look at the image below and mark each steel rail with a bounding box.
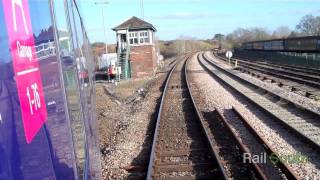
[233,63,320,98]
[213,108,268,180]
[199,53,320,153]
[266,63,320,76]
[231,52,320,76]
[240,61,320,83]
[147,54,228,179]
[221,50,320,75]
[185,54,229,179]
[231,106,300,179]
[216,54,320,89]
[205,52,320,118]
[146,55,187,179]
[214,54,320,99]
[187,53,293,179]
[221,54,320,81]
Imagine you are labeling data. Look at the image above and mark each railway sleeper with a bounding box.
[233,61,320,98]
[230,56,320,84]
[157,149,210,157]
[153,170,221,180]
[200,53,320,152]
[155,155,215,166]
[153,163,218,173]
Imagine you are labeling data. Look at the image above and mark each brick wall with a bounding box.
[129,45,157,78]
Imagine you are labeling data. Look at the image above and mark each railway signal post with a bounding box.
[226,50,233,66]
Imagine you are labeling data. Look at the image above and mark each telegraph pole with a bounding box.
[95,1,109,54]
[140,0,144,20]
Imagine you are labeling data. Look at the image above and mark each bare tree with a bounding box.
[250,27,270,40]
[272,26,291,38]
[213,13,320,49]
[224,27,270,47]
[159,38,213,58]
[296,14,320,36]
[315,16,320,35]
[288,31,299,38]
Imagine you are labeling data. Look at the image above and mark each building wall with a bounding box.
[130,45,157,78]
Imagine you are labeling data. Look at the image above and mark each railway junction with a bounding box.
[97,46,320,179]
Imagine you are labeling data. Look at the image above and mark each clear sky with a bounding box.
[78,0,320,44]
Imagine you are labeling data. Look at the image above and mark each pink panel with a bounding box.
[2,0,47,143]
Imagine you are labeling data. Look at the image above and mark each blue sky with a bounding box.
[78,0,320,43]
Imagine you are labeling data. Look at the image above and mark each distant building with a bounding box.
[113,16,158,79]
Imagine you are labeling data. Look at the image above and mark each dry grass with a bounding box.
[113,77,153,99]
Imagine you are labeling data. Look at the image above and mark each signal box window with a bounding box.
[129,32,138,45]
[139,31,149,44]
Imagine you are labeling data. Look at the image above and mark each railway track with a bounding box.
[146,56,227,179]
[199,52,320,153]
[185,57,276,179]
[257,61,320,77]
[221,106,298,179]
[236,60,320,87]
[186,54,297,179]
[147,55,287,179]
[233,52,320,77]
[214,53,320,99]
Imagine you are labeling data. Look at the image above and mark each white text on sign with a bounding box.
[12,0,29,34]
[17,41,32,61]
[26,83,41,115]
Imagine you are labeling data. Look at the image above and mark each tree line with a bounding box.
[159,38,214,58]
[212,14,320,49]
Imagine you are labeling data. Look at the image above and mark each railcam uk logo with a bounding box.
[243,152,309,165]
[2,0,47,143]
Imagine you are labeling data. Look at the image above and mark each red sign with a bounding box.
[2,0,47,143]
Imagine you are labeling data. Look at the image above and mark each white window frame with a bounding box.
[128,31,151,46]
[139,31,149,44]
[129,32,138,45]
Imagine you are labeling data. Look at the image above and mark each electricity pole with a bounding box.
[95,1,109,54]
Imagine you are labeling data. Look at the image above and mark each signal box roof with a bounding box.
[112,16,156,32]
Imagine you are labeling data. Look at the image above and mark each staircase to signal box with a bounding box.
[117,47,131,81]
